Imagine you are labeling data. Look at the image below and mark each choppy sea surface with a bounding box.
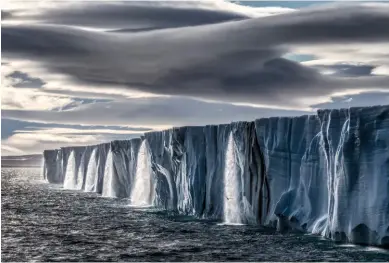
[2,167,389,262]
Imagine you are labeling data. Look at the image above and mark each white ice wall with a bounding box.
[42,105,389,246]
[318,106,389,245]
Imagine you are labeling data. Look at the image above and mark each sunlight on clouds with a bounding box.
[2,1,389,156]
[372,66,389,76]
[2,132,99,155]
[2,60,166,102]
[296,43,389,66]
[16,127,150,135]
[200,0,295,17]
[296,43,389,78]
[1,126,145,155]
[2,60,77,110]
[3,0,76,16]
[2,0,295,19]
[230,102,313,112]
[330,88,389,99]
[1,144,25,155]
[4,3,389,109]
[1,88,77,111]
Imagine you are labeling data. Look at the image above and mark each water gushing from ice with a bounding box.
[76,151,86,190]
[177,153,193,214]
[84,149,97,192]
[223,133,242,224]
[330,111,350,236]
[63,151,77,190]
[131,140,154,206]
[102,150,114,197]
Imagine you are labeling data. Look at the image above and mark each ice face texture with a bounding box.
[42,105,389,246]
[43,149,63,183]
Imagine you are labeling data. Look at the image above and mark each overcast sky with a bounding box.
[2,0,389,155]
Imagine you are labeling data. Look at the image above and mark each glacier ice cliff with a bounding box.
[42,105,389,247]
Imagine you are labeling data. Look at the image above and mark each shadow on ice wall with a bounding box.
[43,105,389,248]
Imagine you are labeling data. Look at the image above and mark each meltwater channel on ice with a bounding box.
[42,105,389,247]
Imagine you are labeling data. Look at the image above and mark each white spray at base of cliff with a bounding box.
[223,133,243,225]
[85,148,98,192]
[42,105,389,246]
[131,140,154,206]
[63,151,77,190]
[76,151,86,190]
[102,150,114,197]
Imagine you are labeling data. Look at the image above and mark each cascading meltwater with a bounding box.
[63,151,77,190]
[223,132,242,224]
[85,148,98,192]
[131,140,154,206]
[102,150,114,197]
[42,105,389,247]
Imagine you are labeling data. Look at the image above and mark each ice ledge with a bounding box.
[42,105,389,247]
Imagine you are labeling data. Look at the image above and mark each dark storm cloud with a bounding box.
[6,71,46,88]
[3,3,389,107]
[14,2,247,30]
[2,10,12,20]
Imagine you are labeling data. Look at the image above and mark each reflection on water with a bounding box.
[2,168,389,262]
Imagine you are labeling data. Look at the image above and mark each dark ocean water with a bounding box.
[2,168,389,262]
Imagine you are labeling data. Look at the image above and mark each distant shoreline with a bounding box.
[2,154,43,168]
[1,165,42,168]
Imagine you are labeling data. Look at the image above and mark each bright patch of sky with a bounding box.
[239,1,327,63]
[283,54,316,62]
[238,1,333,9]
